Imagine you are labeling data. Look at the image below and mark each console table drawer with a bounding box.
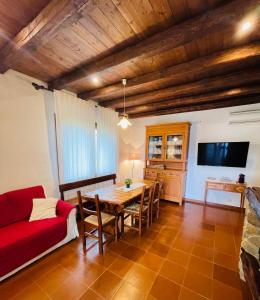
[207,183,225,190]
[225,184,245,193]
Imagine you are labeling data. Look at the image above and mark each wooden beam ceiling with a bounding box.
[79,43,260,101]
[117,86,260,115]
[49,0,258,90]
[102,68,260,109]
[129,95,260,118]
[0,0,89,73]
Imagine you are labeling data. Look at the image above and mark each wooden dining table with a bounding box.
[83,179,154,234]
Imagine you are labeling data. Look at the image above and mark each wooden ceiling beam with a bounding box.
[0,0,90,73]
[129,95,260,118]
[102,68,260,109]
[49,0,259,90]
[117,85,260,115]
[79,43,260,101]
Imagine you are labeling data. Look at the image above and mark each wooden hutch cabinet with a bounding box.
[144,122,190,205]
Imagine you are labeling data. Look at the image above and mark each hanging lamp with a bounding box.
[117,78,132,129]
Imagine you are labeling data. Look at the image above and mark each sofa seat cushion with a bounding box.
[0,193,12,228]
[0,217,67,277]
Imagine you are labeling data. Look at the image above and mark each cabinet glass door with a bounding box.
[148,135,163,160]
[165,134,183,160]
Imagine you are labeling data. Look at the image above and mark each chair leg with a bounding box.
[121,213,124,235]
[115,217,118,242]
[131,215,134,227]
[147,210,150,228]
[157,201,160,220]
[98,228,103,255]
[82,223,86,254]
[139,215,142,237]
[150,203,153,225]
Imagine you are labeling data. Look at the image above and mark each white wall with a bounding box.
[0,70,56,195]
[118,103,260,207]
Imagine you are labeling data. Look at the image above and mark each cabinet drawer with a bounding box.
[207,183,225,190]
[144,170,157,179]
[224,184,245,193]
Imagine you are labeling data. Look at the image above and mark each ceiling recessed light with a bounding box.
[240,21,252,32]
[91,76,99,85]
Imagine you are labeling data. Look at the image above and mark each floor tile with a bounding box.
[149,241,170,257]
[79,289,104,300]
[138,252,164,272]
[112,281,147,300]
[159,259,186,284]
[183,270,212,298]
[149,275,181,300]
[125,263,157,291]
[11,282,49,300]
[214,250,239,271]
[213,264,241,290]
[49,273,88,300]
[179,287,208,300]
[188,255,213,278]
[90,270,123,299]
[172,237,194,253]
[109,256,134,277]
[121,245,145,261]
[192,245,214,262]
[212,279,243,300]
[166,248,190,267]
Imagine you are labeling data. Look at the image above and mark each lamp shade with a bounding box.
[129,152,140,160]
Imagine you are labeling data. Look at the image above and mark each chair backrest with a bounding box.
[77,191,102,227]
[139,185,153,213]
[153,181,163,202]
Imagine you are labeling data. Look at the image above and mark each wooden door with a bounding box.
[162,173,183,204]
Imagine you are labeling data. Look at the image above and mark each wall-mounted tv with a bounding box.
[197,142,249,168]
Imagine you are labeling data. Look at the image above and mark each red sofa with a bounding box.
[0,185,76,280]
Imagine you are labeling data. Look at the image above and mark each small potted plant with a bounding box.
[125,178,132,188]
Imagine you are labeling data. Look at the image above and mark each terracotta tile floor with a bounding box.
[0,202,245,300]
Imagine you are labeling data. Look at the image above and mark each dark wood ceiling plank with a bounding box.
[117,85,260,114]
[0,0,90,73]
[129,95,260,118]
[79,43,260,101]
[101,68,260,109]
[49,0,258,90]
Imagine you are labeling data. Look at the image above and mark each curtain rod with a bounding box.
[32,82,53,92]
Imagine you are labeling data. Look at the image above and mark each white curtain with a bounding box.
[96,106,118,176]
[55,90,96,183]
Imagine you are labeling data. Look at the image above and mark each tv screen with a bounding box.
[197,142,249,167]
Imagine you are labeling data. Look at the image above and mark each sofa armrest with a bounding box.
[56,200,75,219]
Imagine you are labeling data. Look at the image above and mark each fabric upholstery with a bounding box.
[4,186,45,225]
[29,198,58,222]
[0,217,67,277]
[0,194,12,228]
[124,203,148,214]
[84,212,115,226]
[56,200,75,219]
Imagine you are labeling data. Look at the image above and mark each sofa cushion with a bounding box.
[0,217,67,277]
[4,186,45,224]
[29,198,58,222]
[0,194,13,228]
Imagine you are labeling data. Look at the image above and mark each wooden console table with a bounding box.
[204,179,247,208]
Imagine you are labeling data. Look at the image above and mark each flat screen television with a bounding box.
[197,142,249,167]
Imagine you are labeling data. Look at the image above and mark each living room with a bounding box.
[0,1,260,300]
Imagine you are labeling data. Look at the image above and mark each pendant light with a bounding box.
[117,78,132,129]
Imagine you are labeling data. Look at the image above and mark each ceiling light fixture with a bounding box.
[236,11,258,39]
[117,79,132,129]
[92,76,99,85]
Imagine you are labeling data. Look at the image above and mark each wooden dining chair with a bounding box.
[150,181,163,224]
[122,185,154,237]
[77,191,118,255]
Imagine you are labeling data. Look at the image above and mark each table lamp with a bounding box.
[129,152,140,179]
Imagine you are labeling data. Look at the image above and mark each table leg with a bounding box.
[120,213,124,235]
[204,186,208,205]
[241,192,245,209]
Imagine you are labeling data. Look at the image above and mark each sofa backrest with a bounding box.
[0,186,45,227]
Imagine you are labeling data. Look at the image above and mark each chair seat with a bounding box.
[124,203,148,214]
[84,212,115,226]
